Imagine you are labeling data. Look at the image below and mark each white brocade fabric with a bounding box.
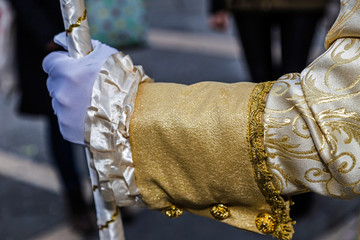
[264,0,360,199]
[85,52,152,206]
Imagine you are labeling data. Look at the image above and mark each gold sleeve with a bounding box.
[129,81,294,240]
[127,1,360,239]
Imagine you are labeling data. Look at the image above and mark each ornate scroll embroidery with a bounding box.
[325,0,360,48]
[264,74,322,195]
[302,37,360,198]
[248,81,295,240]
[264,37,360,199]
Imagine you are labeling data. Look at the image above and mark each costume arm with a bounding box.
[81,1,360,239]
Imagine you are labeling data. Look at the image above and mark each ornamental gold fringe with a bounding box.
[247,82,295,240]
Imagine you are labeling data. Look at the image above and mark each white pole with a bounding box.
[58,1,124,239]
[59,0,92,58]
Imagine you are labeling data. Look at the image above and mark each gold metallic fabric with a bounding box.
[264,0,360,199]
[129,81,273,233]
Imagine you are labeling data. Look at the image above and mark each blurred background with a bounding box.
[0,0,359,239]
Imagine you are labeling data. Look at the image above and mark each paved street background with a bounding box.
[1,0,359,239]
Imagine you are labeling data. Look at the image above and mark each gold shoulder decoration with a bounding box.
[248,82,295,240]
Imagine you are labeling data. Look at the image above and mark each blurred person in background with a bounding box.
[8,0,96,236]
[209,0,329,83]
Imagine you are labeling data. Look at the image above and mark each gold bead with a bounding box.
[255,213,277,234]
[210,204,230,220]
[162,205,184,218]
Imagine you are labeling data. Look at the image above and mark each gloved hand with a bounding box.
[43,32,118,145]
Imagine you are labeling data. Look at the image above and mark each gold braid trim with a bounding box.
[247,82,295,240]
[98,207,120,230]
[65,9,87,36]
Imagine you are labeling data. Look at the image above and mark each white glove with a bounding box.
[43,32,118,145]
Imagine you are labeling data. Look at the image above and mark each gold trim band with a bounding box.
[65,9,87,36]
[247,82,295,240]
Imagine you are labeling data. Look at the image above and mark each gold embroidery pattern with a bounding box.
[264,74,323,194]
[65,9,87,36]
[265,35,360,199]
[317,108,360,152]
[302,38,360,197]
[248,82,294,240]
[325,0,360,48]
[98,207,120,230]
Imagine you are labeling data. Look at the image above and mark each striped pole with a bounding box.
[58,1,124,239]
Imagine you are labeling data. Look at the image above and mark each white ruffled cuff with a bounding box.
[85,51,152,207]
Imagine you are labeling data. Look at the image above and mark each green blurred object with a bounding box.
[86,0,148,48]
